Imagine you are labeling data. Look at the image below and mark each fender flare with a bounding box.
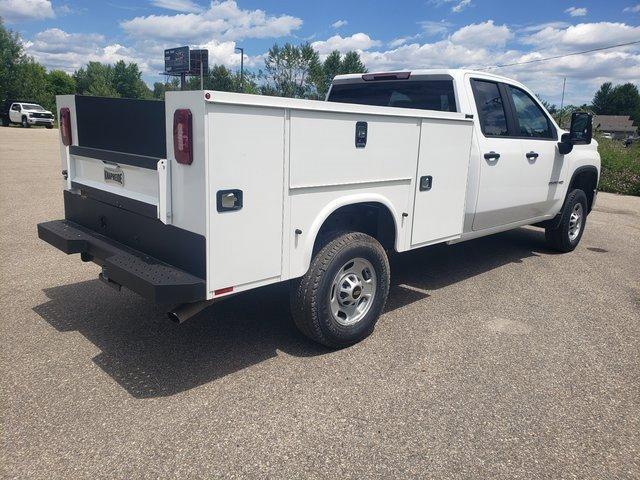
[568,165,599,212]
[568,165,599,189]
[300,193,402,274]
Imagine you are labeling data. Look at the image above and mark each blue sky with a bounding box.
[1,0,639,105]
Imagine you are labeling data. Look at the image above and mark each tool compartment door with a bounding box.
[411,118,473,247]
[208,104,285,291]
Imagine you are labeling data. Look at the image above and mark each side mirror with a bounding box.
[569,112,593,145]
[558,111,592,155]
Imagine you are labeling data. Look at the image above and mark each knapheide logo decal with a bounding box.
[104,166,124,186]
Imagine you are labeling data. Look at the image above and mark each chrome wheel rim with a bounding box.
[329,257,377,326]
[568,203,583,242]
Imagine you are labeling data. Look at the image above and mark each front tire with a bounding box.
[45,125,53,129]
[290,231,390,348]
[21,116,30,128]
[545,189,588,252]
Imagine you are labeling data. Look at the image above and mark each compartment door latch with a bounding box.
[217,189,243,212]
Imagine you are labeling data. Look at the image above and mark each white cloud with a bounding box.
[331,19,348,29]
[28,29,105,54]
[428,0,472,13]
[420,20,453,36]
[452,0,471,13]
[121,0,302,42]
[522,22,640,49]
[519,22,570,33]
[388,34,422,48]
[450,20,513,48]
[25,38,150,74]
[623,4,640,12]
[565,6,588,17]
[196,39,261,67]
[150,0,203,13]
[311,33,382,55]
[0,0,54,22]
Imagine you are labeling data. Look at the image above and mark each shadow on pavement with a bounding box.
[33,226,549,398]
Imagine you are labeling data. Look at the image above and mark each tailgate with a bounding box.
[61,95,167,219]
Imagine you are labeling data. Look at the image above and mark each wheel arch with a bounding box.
[297,194,401,278]
[568,165,599,212]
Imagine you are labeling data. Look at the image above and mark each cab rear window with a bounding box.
[328,80,457,112]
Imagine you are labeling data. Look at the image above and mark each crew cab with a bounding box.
[38,69,600,347]
[1,100,55,128]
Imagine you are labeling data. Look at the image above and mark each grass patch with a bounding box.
[597,137,640,196]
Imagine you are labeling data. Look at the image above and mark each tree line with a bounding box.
[1,18,366,112]
[539,82,640,128]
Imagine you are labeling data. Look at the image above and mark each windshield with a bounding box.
[21,104,45,111]
[327,79,457,112]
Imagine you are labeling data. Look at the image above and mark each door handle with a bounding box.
[484,151,500,160]
[526,151,539,160]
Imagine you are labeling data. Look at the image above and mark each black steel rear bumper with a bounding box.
[38,220,206,304]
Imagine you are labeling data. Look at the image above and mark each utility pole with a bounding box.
[560,77,566,110]
[235,46,244,92]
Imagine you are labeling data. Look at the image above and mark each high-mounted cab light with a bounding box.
[59,107,72,146]
[362,72,411,81]
[173,109,193,165]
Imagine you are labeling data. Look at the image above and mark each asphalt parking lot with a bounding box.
[1,127,639,479]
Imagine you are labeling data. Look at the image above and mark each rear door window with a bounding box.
[471,80,508,137]
[328,80,457,112]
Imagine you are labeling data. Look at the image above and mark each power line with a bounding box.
[479,39,640,70]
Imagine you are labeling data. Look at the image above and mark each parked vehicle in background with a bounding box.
[38,69,600,348]
[600,132,614,140]
[1,100,55,128]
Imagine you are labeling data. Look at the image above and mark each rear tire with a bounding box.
[545,189,588,252]
[290,231,390,348]
[45,125,53,129]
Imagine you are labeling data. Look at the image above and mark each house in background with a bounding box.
[593,115,637,139]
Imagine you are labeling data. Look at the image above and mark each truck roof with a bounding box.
[332,68,515,85]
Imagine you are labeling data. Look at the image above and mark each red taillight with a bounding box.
[173,109,193,165]
[60,107,72,146]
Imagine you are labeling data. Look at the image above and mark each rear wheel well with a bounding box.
[314,202,396,253]
[570,167,598,211]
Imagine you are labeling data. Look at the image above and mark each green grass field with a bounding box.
[596,137,640,196]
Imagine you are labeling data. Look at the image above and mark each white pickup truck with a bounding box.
[2,100,55,128]
[38,69,600,347]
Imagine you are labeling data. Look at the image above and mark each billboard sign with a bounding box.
[189,49,209,76]
[164,46,190,74]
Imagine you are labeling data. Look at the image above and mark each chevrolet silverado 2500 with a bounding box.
[38,69,600,347]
